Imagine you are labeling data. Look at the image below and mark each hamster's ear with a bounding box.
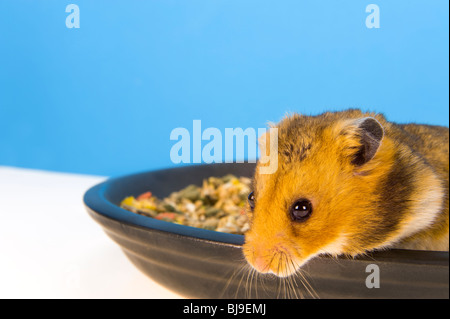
[350,117,384,166]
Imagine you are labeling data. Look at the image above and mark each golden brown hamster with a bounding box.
[243,109,449,277]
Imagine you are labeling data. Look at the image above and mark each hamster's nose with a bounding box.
[253,256,271,274]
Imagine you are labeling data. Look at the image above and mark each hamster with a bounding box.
[243,109,449,277]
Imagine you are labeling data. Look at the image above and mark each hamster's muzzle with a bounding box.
[243,241,301,277]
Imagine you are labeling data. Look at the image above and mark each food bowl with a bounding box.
[83,163,449,299]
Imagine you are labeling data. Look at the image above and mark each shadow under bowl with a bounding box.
[83,163,449,299]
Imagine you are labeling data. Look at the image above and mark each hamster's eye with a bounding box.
[290,199,313,222]
[248,192,255,210]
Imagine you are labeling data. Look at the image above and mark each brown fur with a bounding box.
[243,109,449,277]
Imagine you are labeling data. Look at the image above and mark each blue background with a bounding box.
[0,0,448,176]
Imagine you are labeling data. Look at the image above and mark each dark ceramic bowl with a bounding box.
[84,163,449,299]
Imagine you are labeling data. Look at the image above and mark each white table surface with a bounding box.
[0,166,182,299]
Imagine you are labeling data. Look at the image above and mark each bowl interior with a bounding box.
[87,163,257,245]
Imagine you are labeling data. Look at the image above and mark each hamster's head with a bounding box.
[243,111,391,277]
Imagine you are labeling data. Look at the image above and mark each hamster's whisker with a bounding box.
[291,272,305,299]
[289,259,301,299]
[253,269,261,299]
[259,272,271,296]
[250,268,259,299]
[264,251,278,273]
[279,253,289,298]
[276,253,285,298]
[285,256,318,299]
[297,268,319,299]
[235,263,252,299]
[245,266,254,299]
[247,267,259,299]
[220,260,247,298]
[286,258,302,299]
[275,253,284,299]
[290,276,300,299]
[284,255,298,299]
[282,253,292,299]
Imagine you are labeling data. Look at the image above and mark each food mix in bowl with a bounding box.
[120,175,252,234]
